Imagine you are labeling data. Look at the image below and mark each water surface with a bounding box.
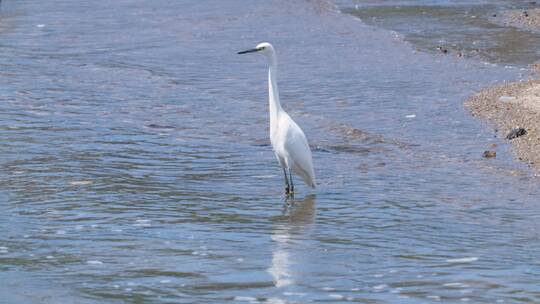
[1,0,540,303]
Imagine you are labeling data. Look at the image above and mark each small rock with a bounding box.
[483,151,496,158]
[499,95,516,103]
[506,128,527,140]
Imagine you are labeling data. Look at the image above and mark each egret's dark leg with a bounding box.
[288,168,294,194]
[283,167,290,194]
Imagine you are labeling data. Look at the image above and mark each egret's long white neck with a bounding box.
[268,53,282,134]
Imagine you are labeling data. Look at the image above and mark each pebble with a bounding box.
[483,151,497,158]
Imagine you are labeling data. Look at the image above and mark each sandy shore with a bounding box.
[465,77,540,168]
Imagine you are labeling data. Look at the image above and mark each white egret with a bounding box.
[238,42,316,195]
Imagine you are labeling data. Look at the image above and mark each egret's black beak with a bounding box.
[237,48,260,55]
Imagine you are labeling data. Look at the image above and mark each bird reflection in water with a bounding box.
[267,195,316,288]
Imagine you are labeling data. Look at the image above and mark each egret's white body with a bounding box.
[239,42,316,194]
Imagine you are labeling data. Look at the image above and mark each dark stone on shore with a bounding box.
[483,151,497,158]
[506,128,527,140]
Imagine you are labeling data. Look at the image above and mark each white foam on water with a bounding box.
[69,180,92,186]
[86,260,103,265]
[443,282,469,288]
[266,298,285,304]
[234,296,257,302]
[427,295,441,301]
[134,219,151,227]
[328,294,344,299]
[36,24,45,28]
[446,257,479,264]
[405,114,416,118]
[373,284,387,291]
[282,292,306,297]
[160,279,171,284]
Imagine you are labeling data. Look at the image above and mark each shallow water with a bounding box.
[1,0,540,303]
[342,0,540,66]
